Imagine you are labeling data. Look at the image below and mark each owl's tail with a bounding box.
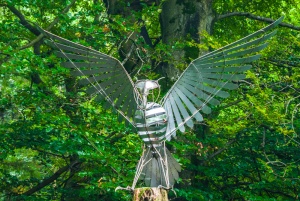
[137,145,181,188]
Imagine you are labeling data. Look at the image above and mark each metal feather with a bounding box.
[174,87,203,122]
[169,93,185,133]
[171,90,194,128]
[177,84,211,114]
[178,80,220,105]
[164,99,176,140]
[150,158,159,187]
[181,77,230,98]
[144,157,152,187]
[55,52,105,63]
[165,148,181,172]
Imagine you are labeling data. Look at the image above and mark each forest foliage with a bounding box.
[0,0,299,200]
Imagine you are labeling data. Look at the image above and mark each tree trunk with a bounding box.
[160,0,214,188]
[133,188,168,201]
[160,0,214,84]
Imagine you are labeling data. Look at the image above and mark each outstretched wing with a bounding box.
[41,29,141,126]
[161,16,283,139]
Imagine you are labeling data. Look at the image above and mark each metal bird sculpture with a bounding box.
[39,16,283,189]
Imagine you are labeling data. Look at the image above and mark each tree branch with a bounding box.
[201,130,247,163]
[140,25,153,48]
[7,5,40,36]
[267,58,300,68]
[6,0,77,51]
[216,12,300,31]
[206,138,236,160]
[32,147,67,158]
[0,0,77,66]
[20,0,77,50]
[22,160,81,196]
[46,0,77,31]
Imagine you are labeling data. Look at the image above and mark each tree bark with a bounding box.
[133,187,168,201]
[160,0,214,84]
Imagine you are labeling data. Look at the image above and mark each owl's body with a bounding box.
[134,102,167,146]
[134,102,181,187]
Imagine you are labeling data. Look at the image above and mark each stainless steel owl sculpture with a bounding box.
[40,17,283,189]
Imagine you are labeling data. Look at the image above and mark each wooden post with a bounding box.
[133,187,168,201]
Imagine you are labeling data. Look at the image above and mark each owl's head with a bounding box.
[134,79,163,107]
[135,80,160,96]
